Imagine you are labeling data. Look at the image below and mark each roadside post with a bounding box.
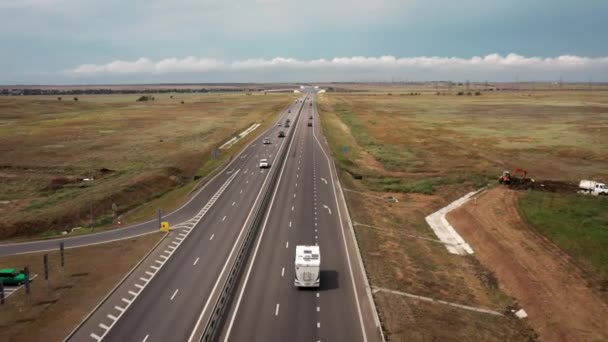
[0,282,4,305]
[160,221,170,233]
[43,254,49,289]
[24,266,31,302]
[157,208,163,230]
[60,241,65,274]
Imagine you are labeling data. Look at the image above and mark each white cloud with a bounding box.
[69,54,608,77]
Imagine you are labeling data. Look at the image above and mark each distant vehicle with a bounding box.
[263,137,271,144]
[288,110,291,113]
[259,159,269,168]
[0,268,26,286]
[309,115,312,119]
[499,168,527,185]
[277,122,282,126]
[285,121,290,127]
[310,102,312,106]
[278,131,286,138]
[307,120,313,127]
[286,118,291,123]
[579,180,608,195]
[294,245,320,287]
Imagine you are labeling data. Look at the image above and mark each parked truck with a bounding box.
[579,180,608,195]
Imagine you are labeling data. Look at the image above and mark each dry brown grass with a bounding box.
[317,89,608,340]
[0,93,295,239]
[0,233,163,342]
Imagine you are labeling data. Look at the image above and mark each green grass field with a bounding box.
[520,192,608,282]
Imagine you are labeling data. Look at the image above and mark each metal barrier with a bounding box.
[200,96,308,342]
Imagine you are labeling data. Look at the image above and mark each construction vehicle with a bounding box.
[499,168,528,185]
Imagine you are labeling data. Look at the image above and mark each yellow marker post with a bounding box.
[160,221,170,232]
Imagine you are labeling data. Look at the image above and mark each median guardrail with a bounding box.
[200,96,307,342]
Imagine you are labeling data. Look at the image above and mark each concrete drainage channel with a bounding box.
[198,97,307,342]
[65,170,241,341]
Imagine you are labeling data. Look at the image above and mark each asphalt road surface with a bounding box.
[218,97,380,342]
[67,95,309,341]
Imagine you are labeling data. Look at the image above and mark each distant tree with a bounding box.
[475,91,482,96]
[467,92,472,96]
[457,91,464,96]
[181,101,185,104]
[73,97,79,101]
[170,95,174,99]
[387,93,392,96]
[57,97,62,101]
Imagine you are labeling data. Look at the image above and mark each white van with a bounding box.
[294,245,320,287]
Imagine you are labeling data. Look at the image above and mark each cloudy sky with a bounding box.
[1,0,607,84]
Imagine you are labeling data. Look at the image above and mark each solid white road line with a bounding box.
[209,234,215,241]
[313,107,368,341]
[170,289,179,301]
[193,257,200,266]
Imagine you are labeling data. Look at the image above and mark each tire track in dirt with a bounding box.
[448,188,608,342]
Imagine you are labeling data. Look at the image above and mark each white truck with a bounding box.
[294,245,320,287]
[579,180,608,195]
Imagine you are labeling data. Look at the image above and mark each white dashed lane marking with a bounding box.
[193,257,200,266]
[170,288,179,301]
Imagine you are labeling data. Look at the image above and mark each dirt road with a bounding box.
[448,188,608,342]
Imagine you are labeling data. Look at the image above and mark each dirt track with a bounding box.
[448,188,608,342]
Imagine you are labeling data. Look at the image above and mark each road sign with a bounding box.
[160,221,170,232]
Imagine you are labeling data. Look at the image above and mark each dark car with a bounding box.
[278,131,286,138]
[307,120,313,127]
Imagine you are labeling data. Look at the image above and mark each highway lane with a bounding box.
[0,100,300,257]
[68,96,307,341]
[219,95,376,342]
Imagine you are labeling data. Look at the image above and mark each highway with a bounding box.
[218,96,380,341]
[65,91,381,342]
[0,101,297,257]
[67,96,305,341]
